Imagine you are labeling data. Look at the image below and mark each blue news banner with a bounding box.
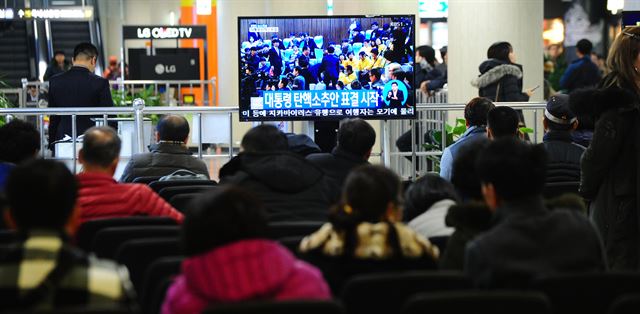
[243,90,414,119]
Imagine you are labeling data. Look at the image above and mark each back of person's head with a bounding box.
[182,186,268,256]
[369,68,381,80]
[544,94,577,131]
[476,138,547,203]
[331,165,402,229]
[464,97,495,127]
[73,42,99,61]
[404,173,459,221]
[576,39,593,56]
[327,46,335,54]
[371,48,379,56]
[387,62,402,77]
[241,125,288,153]
[451,138,490,201]
[337,118,376,159]
[416,45,436,65]
[157,115,190,142]
[6,159,77,231]
[487,106,520,139]
[440,46,448,59]
[0,120,40,164]
[80,126,121,168]
[487,41,512,63]
[350,80,362,90]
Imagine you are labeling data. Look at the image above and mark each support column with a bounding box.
[447,0,544,104]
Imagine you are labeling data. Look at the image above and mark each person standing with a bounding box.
[267,39,283,78]
[43,50,71,81]
[560,39,601,92]
[578,26,640,270]
[48,42,113,151]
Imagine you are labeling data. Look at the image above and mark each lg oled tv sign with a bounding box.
[123,25,207,40]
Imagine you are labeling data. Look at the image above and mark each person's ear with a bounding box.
[3,208,17,231]
[78,149,85,165]
[65,203,81,236]
[363,148,372,161]
[481,183,499,212]
[542,118,548,131]
[487,128,494,140]
[571,120,579,131]
[108,157,119,175]
[154,131,160,142]
[384,202,401,222]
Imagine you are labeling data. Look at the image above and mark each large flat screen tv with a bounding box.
[237,15,416,121]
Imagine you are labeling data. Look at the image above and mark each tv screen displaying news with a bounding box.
[237,15,416,121]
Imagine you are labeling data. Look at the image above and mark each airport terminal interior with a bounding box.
[1,0,640,313]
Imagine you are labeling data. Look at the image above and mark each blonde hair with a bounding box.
[605,26,640,93]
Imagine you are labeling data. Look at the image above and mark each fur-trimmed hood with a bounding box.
[471,59,523,89]
[569,87,639,118]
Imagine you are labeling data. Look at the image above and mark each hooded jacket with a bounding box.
[471,59,529,102]
[119,142,210,183]
[571,82,640,270]
[162,239,330,314]
[219,152,331,222]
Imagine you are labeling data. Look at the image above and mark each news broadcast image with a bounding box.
[238,15,415,121]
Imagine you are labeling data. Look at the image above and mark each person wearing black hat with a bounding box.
[542,94,585,183]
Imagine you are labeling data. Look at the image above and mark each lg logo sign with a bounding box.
[154,64,176,75]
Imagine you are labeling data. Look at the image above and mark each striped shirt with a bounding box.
[0,230,135,311]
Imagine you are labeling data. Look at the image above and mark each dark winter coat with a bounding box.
[471,59,529,102]
[543,130,586,183]
[572,83,640,270]
[306,147,368,203]
[219,152,332,222]
[439,201,493,270]
[119,142,210,183]
[464,196,606,288]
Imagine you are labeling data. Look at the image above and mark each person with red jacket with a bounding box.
[76,126,183,224]
[162,186,330,314]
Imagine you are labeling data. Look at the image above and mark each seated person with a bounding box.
[487,106,520,139]
[465,138,606,288]
[440,139,493,270]
[0,159,134,310]
[219,125,331,222]
[120,115,209,182]
[77,126,183,224]
[307,118,375,202]
[542,94,585,182]
[299,165,439,294]
[0,119,40,190]
[405,173,459,239]
[440,97,494,181]
[162,186,330,314]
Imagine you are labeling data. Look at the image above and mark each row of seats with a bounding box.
[4,214,639,314]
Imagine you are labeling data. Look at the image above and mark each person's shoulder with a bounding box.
[85,255,133,300]
[306,152,334,163]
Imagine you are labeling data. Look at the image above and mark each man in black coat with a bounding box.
[464,138,606,288]
[541,94,585,183]
[119,115,209,182]
[48,42,113,150]
[267,39,283,77]
[385,82,405,107]
[219,125,331,222]
[307,118,375,203]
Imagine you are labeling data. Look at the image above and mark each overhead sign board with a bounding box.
[0,7,94,21]
[123,25,207,40]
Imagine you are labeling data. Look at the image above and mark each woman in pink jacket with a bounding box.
[162,186,330,314]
